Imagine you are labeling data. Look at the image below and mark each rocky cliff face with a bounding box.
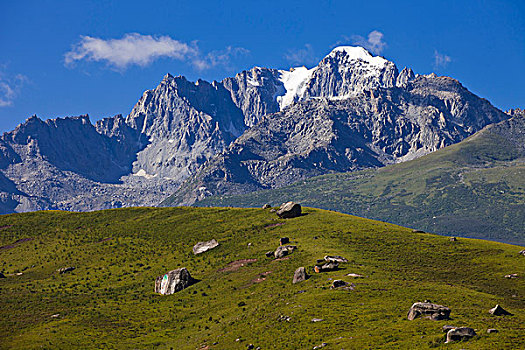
[0,46,511,213]
[122,74,246,182]
[0,74,250,213]
[165,74,508,206]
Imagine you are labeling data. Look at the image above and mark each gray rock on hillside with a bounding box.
[293,267,308,283]
[314,261,339,273]
[155,268,195,295]
[276,202,301,219]
[331,280,355,290]
[446,327,476,343]
[193,239,219,255]
[324,255,348,263]
[489,304,513,316]
[274,245,297,258]
[407,302,451,320]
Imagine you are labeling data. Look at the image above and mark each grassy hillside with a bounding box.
[0,207,523,349]
[194,116,525,245]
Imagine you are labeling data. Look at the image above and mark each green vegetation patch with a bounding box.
[0,207,523,349]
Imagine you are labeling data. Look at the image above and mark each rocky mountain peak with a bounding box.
[326,46,390,68]
[274,46,402,109]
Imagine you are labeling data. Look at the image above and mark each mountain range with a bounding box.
[0,46,511,214]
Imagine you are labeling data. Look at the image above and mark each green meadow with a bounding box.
[0,207,523,349]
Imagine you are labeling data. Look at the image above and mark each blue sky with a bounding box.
[0,0,524,132]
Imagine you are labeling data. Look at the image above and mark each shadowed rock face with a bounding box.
[489,304,513,316]
[292,267,307,284]
[0,47,511,213]
[154,268,195,295]
[446,327,476,343]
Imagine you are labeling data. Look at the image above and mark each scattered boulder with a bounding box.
[311,318,324,322]
[504,273,518,279]
[274,245,297,259]
[412,229,425,233]
[331,280,348,288]
[57,267,75,274]
[262,204,271,209]
[265,251,274,258]
[155,268,195,295]
[449,237,457,242]
[193,239,219,255]
[314,261,339,273]
[346,273,365,278]
[293,267,308,284]
[446,327,476,343]
[519,250,525,256]
[313,343,328,349]
[330,280,355,290]
[489,304,513,316]
[407,302,451,320]
[276,202,302,219]
[324,255,348,263]
[487,328,498,334]
[279,237,290,245]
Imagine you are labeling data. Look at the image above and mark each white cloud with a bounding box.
[351,30,387,55]
[433,50,452,69]
[284,44,317,66]
[65,33,248,71]
[0,72,27,107]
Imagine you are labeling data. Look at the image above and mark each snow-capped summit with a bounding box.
[274,46,399,108]
[327,46,389,68]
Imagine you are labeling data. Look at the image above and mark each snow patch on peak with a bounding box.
[328,46,388,68]
[277,66,316,109]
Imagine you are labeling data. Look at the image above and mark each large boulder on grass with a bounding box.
[489,304,513,316]
[324,255,348,263]
[293,267,308,283]
[155,268,195,295]
[407,302,451,320]
[274,245,297,258]
[193,239,219,255]
[314,261,339,273]
[446,327,476,343]
[276,202,301,219]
